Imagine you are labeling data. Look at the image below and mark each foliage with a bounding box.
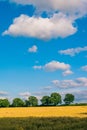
[50,92,62,106]
[0,92,78,107]
[41,93,62,106]
[12,98,25,107]
[40,96,50,106]
[27,96,38,106]
[0,117,87,130]
[0,99,10,107]
[64,94,75,105]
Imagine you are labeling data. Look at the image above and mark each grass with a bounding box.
[0,117,87,130]
[0,106,87,130]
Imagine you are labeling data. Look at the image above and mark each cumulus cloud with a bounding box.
[74,90,87,103]
[0,91,8,96]
[3,13,77,40]
[19,92,31,99]
[28,45,38,53]
[81,65,87,71]
[61,89,87,103]
[52,77,87,88]
[62,70,73,76]
[32,91,50,100]
[11,0,87,18]
[0,91,9,99]
[33,60,72,76]
[2,0,87,40]
[59,46,87,56]
[44,60,70,72]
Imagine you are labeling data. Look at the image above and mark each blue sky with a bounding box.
[0,0,87,103]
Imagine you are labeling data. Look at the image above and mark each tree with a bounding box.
[28,96,38,106]
[50,92,62,106]
[64,94,75,105]
[25,100,29,107]
[12,98,25,107]
[0,99,10,107]
[41,96,50,106]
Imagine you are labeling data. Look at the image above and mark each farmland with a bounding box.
[0,106,87,118]
[0,106,87,130]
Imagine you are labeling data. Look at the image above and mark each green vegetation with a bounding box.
[41,92,62,106]
[12,98,25,107]
[0,92,87,107]
[0,99,10,107]
[64,94,75,105]
[0,117,86,130]
[41,96,50,106]
[50,92,62,105]
[26,96,38,106]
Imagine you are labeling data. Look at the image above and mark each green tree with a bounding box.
[28,96,38,106]
[12,98,25,107]
[25,99,29,107]
[50,92,62,106]
[41,96,50,106]
[0,99,10,107]
[64,93,75,105]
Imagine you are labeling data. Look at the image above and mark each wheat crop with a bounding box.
[0,106,87,118]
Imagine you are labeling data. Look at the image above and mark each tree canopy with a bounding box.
[64,94,75,105]
[50,92,62,106]
[0,92,76,107]
[12,98,25,107]
[0,99,10,107]
[40,96,50,106]
[40,93,62,106]
[28,96,38,106]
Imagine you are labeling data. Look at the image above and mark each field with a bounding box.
[0,106,87,130]
[0,106,87,118]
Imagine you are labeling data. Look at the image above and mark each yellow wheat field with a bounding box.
[0,106,87,118]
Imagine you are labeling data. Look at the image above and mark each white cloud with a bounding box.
[74,90,87,103]
[59,46,87,56]
[81,65,87,71]
[11,0,87,18]
[19,92,31,99]
[61,89,87,103]
[44,60,70,72]
[3,13,77,40]
[42,86,52,91]
[62,70,73,76]
[28,45,38,53]
[33,60,71,73]
[33,65,42,70]
[0,91,9,99]
[32,91,48,96]
[0,91,8,96]
[52,77,87,88]
[33,60,72,75]
[0,97,7,99]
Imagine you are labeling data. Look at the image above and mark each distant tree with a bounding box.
[25,100,29,107]
[64,94,75,105]
[41,96,50,106]
[50,92,62,106]
[12,98,25,107]
[0,99,10,107]
[28,96,38,106]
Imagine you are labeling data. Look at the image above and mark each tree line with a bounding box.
[0,93,75,107]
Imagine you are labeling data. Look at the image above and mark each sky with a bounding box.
[0,0,87,103]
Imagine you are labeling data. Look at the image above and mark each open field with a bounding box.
[0,106,87,118]
[0,106,87,130]
[0,117,87,130]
